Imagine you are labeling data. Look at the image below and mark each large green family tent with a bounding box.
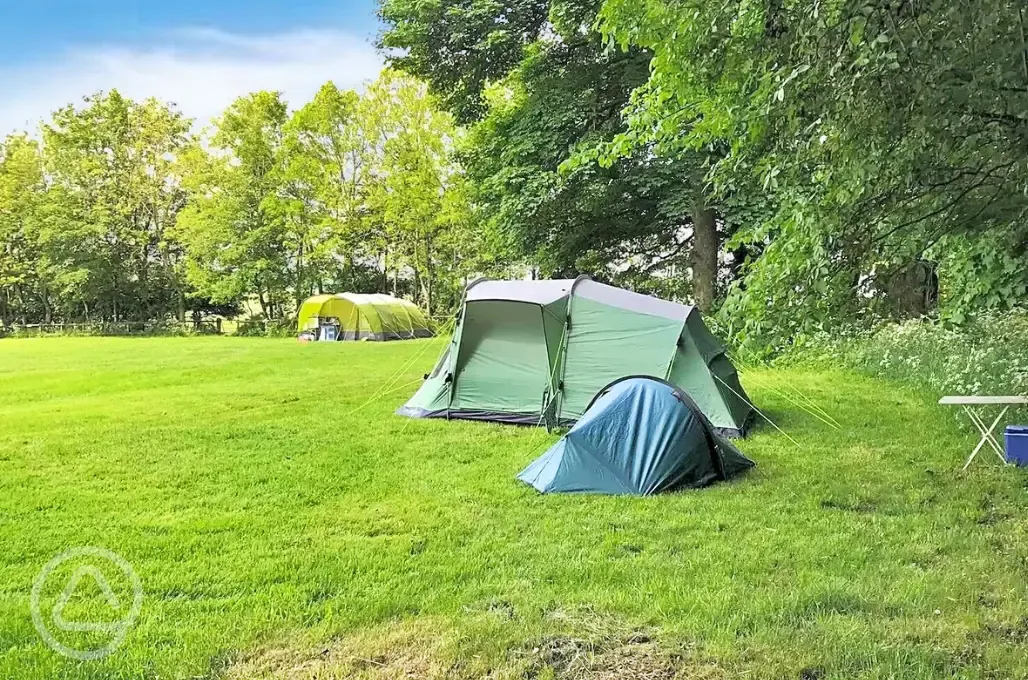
[397,277,754,436]
[297,293,432,341]
[518,376,754,495]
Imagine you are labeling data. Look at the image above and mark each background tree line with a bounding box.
[4,0,1025,351]
[380,0,1028,353]
[0,71,484,327]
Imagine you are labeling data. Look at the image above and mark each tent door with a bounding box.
[451,301,553,417]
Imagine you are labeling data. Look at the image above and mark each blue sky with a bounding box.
[0,0,385,134]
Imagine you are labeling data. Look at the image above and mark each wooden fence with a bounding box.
[2,313,454,338]
[1,320,224,337]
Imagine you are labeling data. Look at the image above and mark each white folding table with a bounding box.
[939,396,1028,470]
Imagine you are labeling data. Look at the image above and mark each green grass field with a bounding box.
[2,337,1028,679]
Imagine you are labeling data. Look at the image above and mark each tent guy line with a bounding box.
[712,373,802,448]
[346,317,457,417]
[737,371,841,431]
[726,346,842,428]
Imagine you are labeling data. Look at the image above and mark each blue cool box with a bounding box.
[1005,426,1028,466]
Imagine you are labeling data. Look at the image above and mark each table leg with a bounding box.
[970,407,1008,460]
[962,406,1009,470]
[986,415,1007,460]
[963,406,991,470]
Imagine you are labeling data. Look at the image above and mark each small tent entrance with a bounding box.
[297,293,432,341]
[518,377,754,495]
[451,301,554,416]
[397,277,754,436]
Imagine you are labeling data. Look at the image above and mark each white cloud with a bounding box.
[0,27,385,136]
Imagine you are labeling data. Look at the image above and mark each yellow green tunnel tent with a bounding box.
[297,293,433,341]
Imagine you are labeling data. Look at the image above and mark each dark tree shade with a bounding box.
[379,0,724,301]
[378,0,553,123]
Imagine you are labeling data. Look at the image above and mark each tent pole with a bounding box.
[664,314,691,380]
[553,302,574,425]
[553,275,593,424]
[538,308,571,431]
[445,283,473,414]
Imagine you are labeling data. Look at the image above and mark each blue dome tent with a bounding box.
[518,377,754,495]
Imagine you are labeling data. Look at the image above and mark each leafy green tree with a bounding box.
[267,111,330,312]
[0,136,45,325]
[595,0,1028,345]
[363,71,472,314]
[174,77,474,320]
[379,0,552,123]
[41,91,190,322]
[380,0,732,310]
[283,82,388,294]
[174,92,291,318]
[0,135,108,325]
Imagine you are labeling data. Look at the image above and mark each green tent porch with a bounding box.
[397,277,754,436]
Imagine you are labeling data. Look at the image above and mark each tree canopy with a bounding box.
[1,72,477,326]
[380,0,731,308]
[2,2,1026,348]
[592,0,1028,345]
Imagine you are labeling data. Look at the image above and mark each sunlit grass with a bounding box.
[1,337,1027,679]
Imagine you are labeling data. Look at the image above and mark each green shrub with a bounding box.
[0,321,222,338]
[790,311,1028,397]
[233,317,296,337]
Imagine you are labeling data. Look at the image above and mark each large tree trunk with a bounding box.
[15,283,28,325]
[295,239,305,314]
[883,260,938,319]
[42,290,52,325]
[424,235,434,316]
[256,286,269,318]
[138,242,149,322]
[691,200,718,312]
[385,246,397,296]
[412,240,421,307]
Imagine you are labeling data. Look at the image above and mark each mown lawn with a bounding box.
[1,337,1027,679]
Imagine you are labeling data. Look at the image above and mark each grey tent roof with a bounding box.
[575,280,693,321]
[465,277,694,322]
[466,279,578,305]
